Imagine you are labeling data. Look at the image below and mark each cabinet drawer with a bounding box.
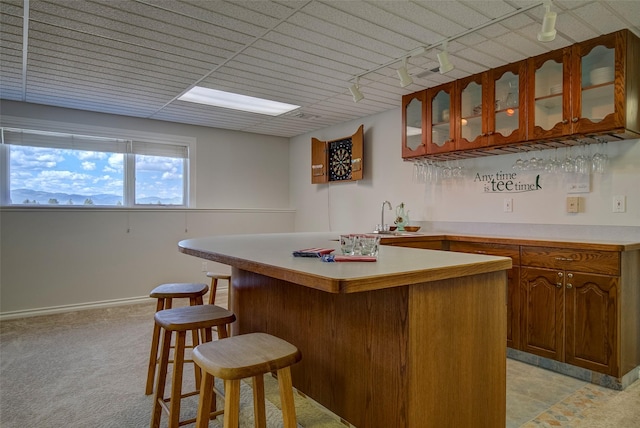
[521,246,619,275]
[450,242,520,264]
[387,240,444,250]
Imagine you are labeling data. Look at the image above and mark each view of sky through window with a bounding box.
[8,146,184,206]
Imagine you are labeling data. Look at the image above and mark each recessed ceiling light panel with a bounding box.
[178,86,300,116]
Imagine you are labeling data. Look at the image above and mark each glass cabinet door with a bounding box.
[489,61,526,146]
[401,91,427,158]
[456,74,486,150]
[572,32,621,134]
[427,83,455,154]
[528,49,570,140]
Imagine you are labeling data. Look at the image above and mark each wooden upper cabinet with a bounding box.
[426,82,456,154]
[455,73,487,151]
[311,125,363,184]
[487,61,527,146]
[402,91,427,158]
[401,29,639,160]
[528,29,639,141]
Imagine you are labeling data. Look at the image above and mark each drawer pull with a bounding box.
[555,257,575,262]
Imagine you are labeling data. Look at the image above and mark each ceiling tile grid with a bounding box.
[1,0,639,138]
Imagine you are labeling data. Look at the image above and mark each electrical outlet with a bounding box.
[566,196,579,213]
[201,261,208,272]
[613,195,626,213]
[503,198,513,213]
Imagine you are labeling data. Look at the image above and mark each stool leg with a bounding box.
[223,379,241,428]
[208,278,218,305]
[145,299,165,395]
[189,297,202,390]
[252,375,266,428]
[150,328,172,428]
[195,372,215,428]
[197,327,218,415]
[277,367,297,428]
[216,323,229,340]
[168,331,186,428]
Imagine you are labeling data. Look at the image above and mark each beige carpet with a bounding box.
[0,302,343,428]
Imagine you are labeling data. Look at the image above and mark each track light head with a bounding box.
[349,77,364,103]
[397,58,413,88]
[437,42,454,74]
[538,1,557,42]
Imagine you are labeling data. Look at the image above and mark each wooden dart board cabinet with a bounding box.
[311,125,363,184]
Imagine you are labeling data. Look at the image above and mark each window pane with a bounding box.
[134,154,184,205]
[8,145,124,206]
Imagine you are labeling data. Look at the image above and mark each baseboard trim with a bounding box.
[0,296,151,321]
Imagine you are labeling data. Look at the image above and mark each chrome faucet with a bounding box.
[380,200,392,231]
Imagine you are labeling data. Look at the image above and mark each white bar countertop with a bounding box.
[178,232,511,293]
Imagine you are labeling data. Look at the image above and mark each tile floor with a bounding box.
[507,359,618,427]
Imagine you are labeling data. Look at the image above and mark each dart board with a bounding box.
[310,125,363,184]
[329,138,353,181]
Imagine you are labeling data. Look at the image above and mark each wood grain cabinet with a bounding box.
[401,91,427,158]
[449,241,521,349]
[520,246,620,376]
[527,29,639,142]
[401,29,639,160]
[426,82,456,154]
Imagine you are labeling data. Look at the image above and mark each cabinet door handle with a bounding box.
[555,257,575,262]
[557,271,564,277]
[556,282,563,288]
[567,272,573,279]
[572,117,579,123]
[566,283,573,289]
[562,119,569,124]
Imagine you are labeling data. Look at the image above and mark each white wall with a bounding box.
[0,102,294,316]
[290,108,640,233]
[2,101,639,316]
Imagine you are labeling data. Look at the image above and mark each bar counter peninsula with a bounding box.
[179,232,512,428]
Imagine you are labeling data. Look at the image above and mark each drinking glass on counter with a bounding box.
[359,235,380,257]
[340,234,355,255]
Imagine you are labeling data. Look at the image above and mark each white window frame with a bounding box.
[0,117,196,208]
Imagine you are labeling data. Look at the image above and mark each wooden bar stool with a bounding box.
[146,282,209,395]
[150,304,236,428]
[193,332,302,428]
[205,272,231,305]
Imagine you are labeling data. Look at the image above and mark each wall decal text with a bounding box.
[474,171,542,193]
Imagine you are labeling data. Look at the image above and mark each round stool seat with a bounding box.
[150,282,209,299]
[193,332,301,379]
[206,273,231,281]
[155,304,236,332]
[193,333,302,428]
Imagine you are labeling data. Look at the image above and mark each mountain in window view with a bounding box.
[10,189,182,205]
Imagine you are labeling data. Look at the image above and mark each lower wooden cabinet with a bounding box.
[565,272,618,375]
[520,246,621,376]
[389,238,638,379]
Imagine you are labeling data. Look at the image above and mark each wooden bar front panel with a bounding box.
[231,268,507,428]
